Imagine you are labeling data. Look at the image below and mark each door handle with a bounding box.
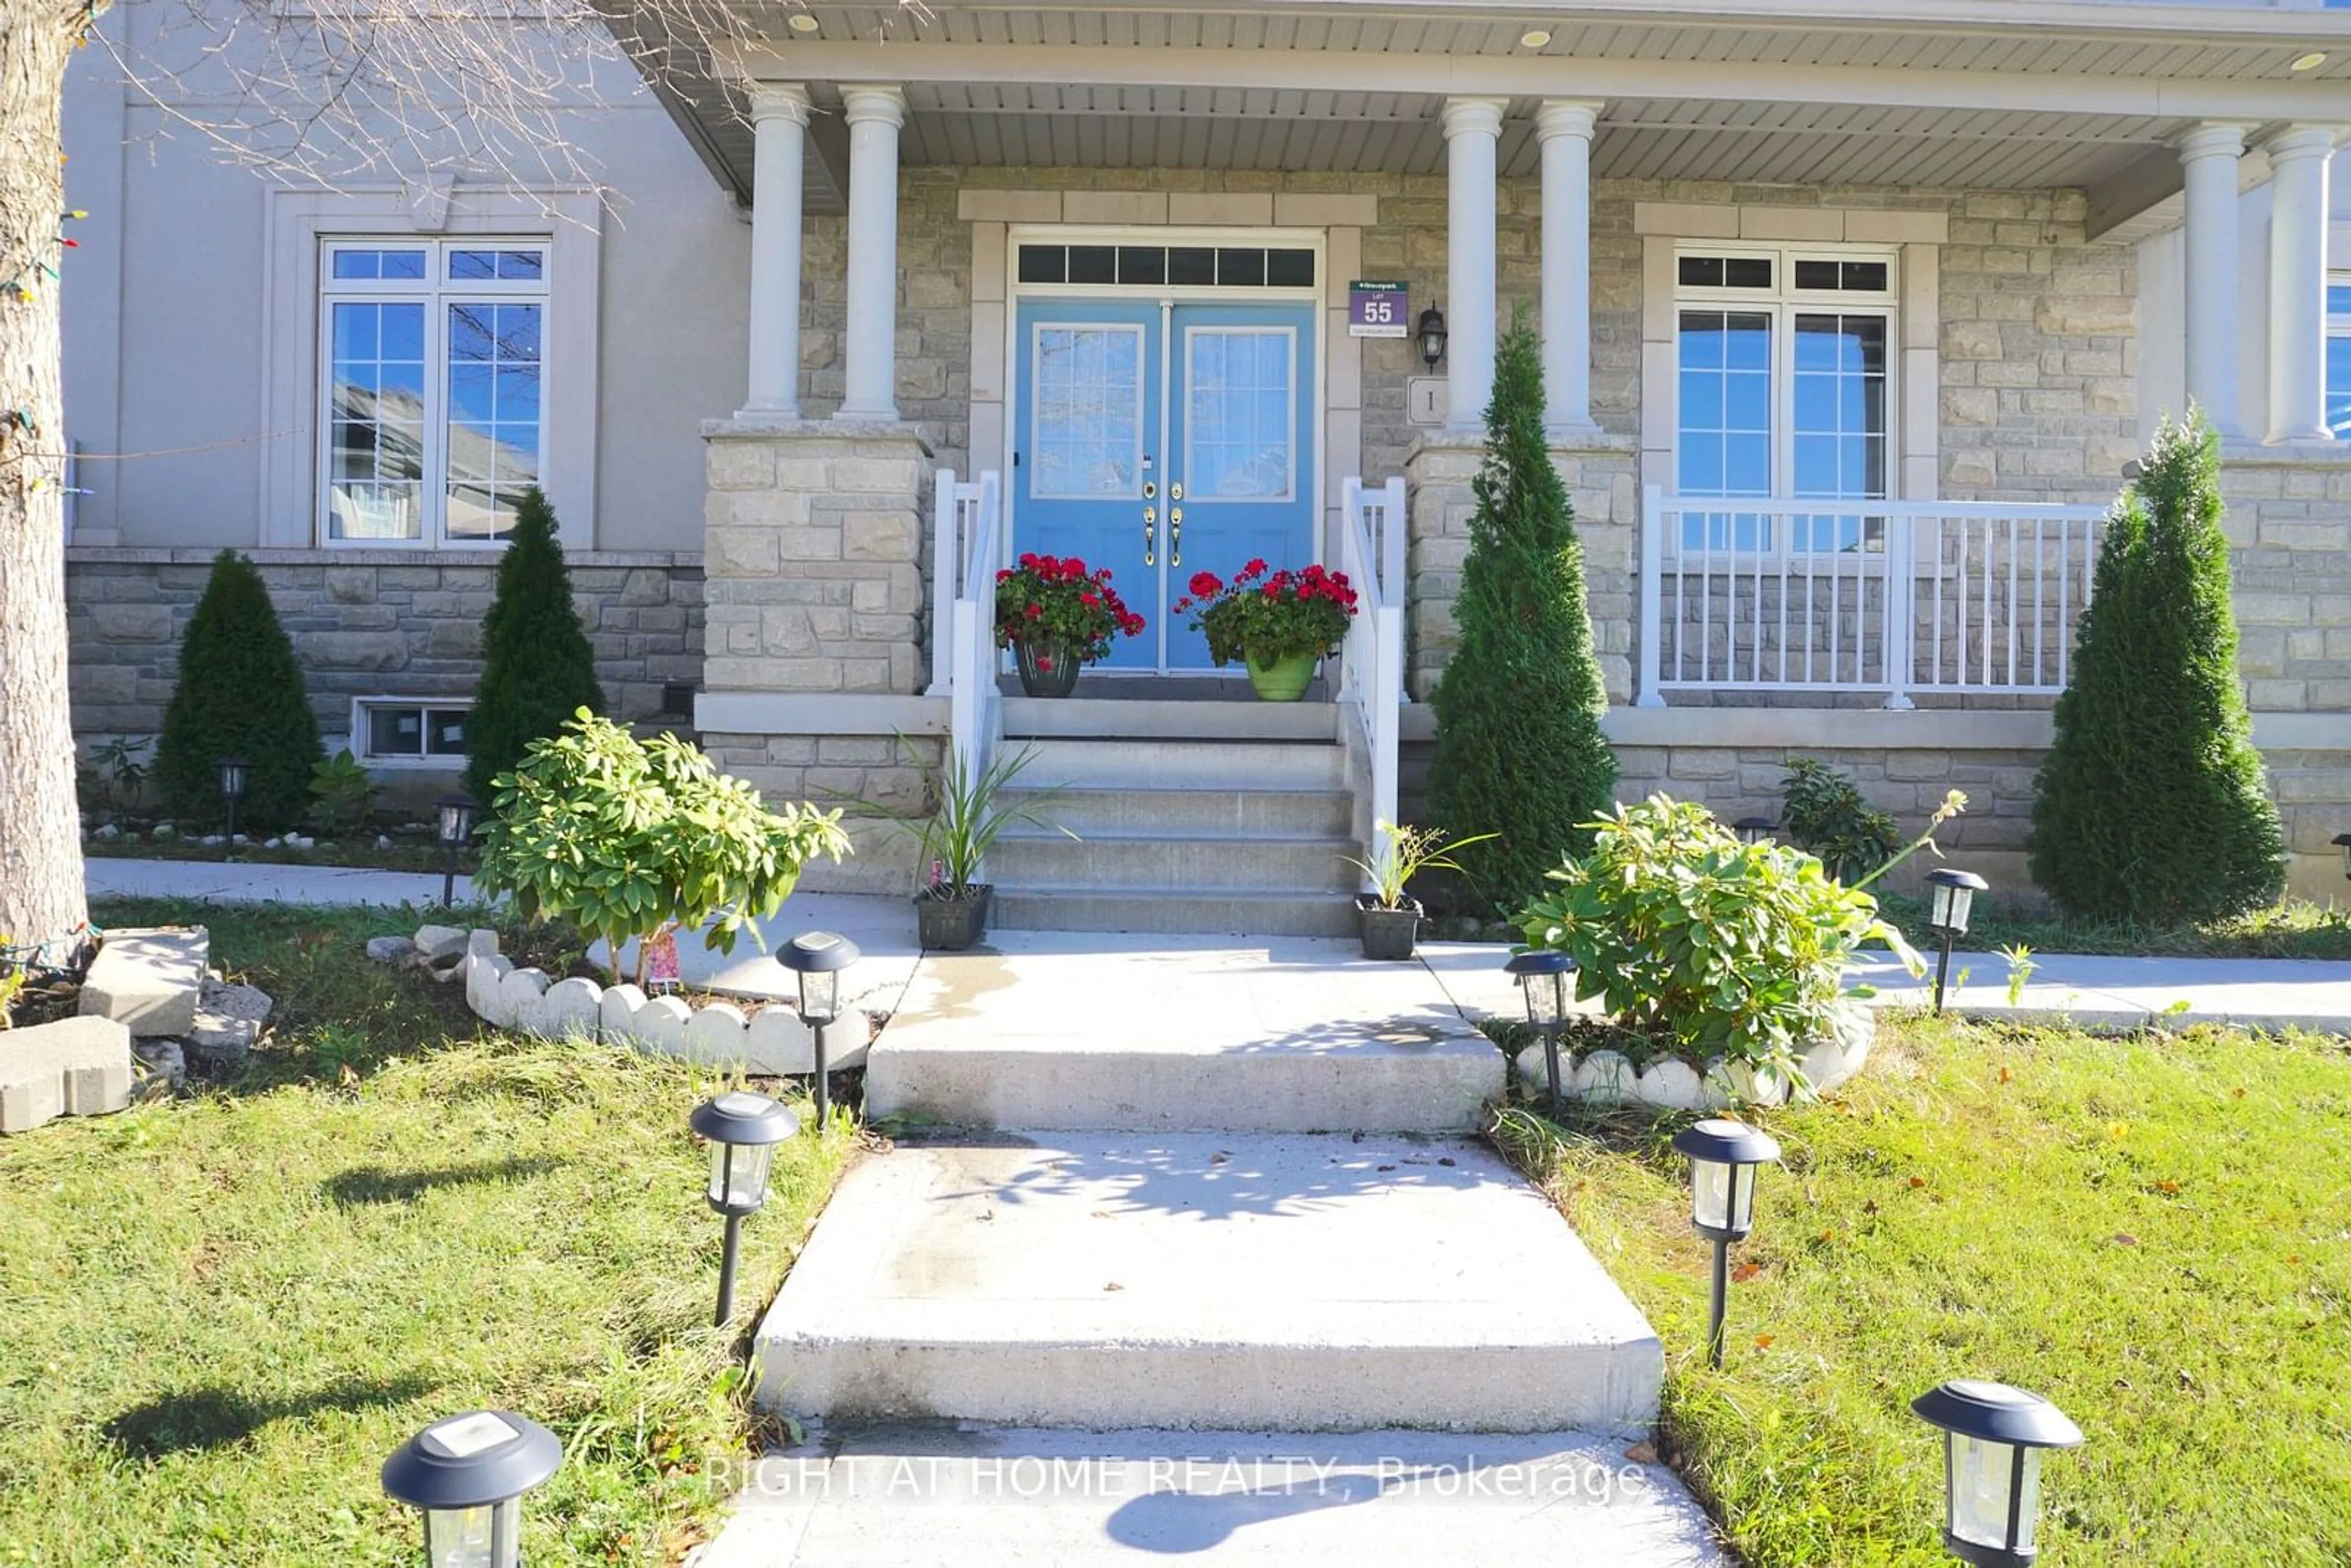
[1169,506,1183,566]
[1142,505,1157,568]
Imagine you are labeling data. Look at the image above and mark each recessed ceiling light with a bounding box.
[2290,50,2327,72]
[1520,29,1552,49]
[787,11,820,32]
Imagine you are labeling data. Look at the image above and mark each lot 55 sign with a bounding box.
[1348,280,1408,338]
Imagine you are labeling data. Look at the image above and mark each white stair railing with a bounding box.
[928,469,992,696]
[945,470,1005,865]
[1637,487,2109,709]
[1339,475,1408,890]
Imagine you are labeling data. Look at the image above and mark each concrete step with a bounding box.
[989,831,1360,895]
[863,931,1499,1131]
[988,887,1357,939]
[1001,785,1354,839]
[1005,696,1340,743]
[752,1135,1663,1436]
[697,1427,1730,1566]
[1011,738,1348,792]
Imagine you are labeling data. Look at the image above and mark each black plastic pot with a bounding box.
[1356,895,1424,961]
[916,885,992,950]
[1013,639,1081,698]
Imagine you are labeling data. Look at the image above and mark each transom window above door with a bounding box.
[319,239,549,549]
[1673,246,1896,553]
[1016,244,1316,290]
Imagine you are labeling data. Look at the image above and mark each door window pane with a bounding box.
[1185,329,1294,500]
[1030,325,1144,498]
[326,301,425,541]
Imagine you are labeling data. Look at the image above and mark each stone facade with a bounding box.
[701,421,934,696]
[1403,433,1639,702]
[65,549,702,745]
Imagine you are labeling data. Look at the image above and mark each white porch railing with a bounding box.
[942,471,1006,857]
[1637,488,2110,709]
[928,468,998,697]
[1338,475,1408,885]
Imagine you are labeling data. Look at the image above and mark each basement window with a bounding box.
[352,698,471,764]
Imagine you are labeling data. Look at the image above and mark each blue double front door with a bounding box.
[1013,298,1318,672]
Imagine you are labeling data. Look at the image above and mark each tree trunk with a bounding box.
[0,6,90,964]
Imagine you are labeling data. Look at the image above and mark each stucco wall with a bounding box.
[59,18,745,555]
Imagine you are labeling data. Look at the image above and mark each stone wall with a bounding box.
[64,549,702,745]
[696,730,934,895]
[702,421,932,696]
[1403,434,1638,702]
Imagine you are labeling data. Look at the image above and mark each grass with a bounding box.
[1874,892,2351,962]
[0,899,852,1567]
[83,836,451,874]
[1494,1011,2351,1567]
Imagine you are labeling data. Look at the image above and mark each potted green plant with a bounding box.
[1343,820,1497,960]
[994,553,1146,697]
[893,741,1074,950]
[1176,559,1358,701]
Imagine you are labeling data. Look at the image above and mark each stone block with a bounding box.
[1,1017,134,1134]
[539,978,604,1043]
[91,602,174,643]
[303,631,411,672]
[79,926,208,1037]
[2032,296,2133,337]
[186,978,272,1071]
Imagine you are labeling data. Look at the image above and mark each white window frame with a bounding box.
[1669,243,1899,560]
[318,239,552,550]
[261,187,601,550]
[348,695,471,768]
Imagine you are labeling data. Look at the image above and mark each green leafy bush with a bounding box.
[1516,796,1918,1081]
[465,487,606,803]
[472,711,850,985]
[1779,757,1902,884]
[307,749,380,837]
[2029,414,2285,923]
[1428,317,1617,913]
[156,549,323,830]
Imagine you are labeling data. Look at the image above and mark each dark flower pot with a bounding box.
[917,885,992,950]
[1014,639,1081,698]
[1356,895,1423,961]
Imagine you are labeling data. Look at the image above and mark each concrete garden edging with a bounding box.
[1512,999,1875,1111]
[457,931,868,1074]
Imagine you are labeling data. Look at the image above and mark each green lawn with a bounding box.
[1498,1013,2351,1567]
[0,901,850,1567]
[1873,892,2351,962]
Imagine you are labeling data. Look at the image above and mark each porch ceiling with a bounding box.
[642,2,2351,214]
[878,89,2180,192]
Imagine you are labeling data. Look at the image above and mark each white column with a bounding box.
[2265,125,2338,444]
[838,84,906,422]
[1537,98,1603,434]
[741,84,811,418]
[1442,96,1505,431]
[2176,122,2249,437]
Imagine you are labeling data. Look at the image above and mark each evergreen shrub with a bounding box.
[155,550,322,830]
[1427,318,1618,912]
[2027,414,2285,924]
[465,486,605,801]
